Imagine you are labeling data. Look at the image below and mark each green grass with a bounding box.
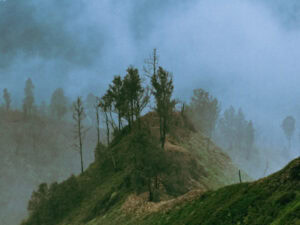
[85,158,300,225]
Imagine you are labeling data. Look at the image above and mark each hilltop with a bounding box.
[21,112,249,225]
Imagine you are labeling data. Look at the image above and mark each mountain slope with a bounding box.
[85,157,300,225]
[21,112,249,225]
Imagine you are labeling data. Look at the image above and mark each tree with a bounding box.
[85,93,102,145]
[245,120,255,159]
[151,67,176,149]
[188,89,220,144]
[130,129,169,201]
[3,88,11,111]
[72,97,86,174]
[99,95,117,170]
[281,116,296,150]
[123,67,149,129]
[39,101,48,116]
[23,78,35,117]
[109,76,124,130]
[50,88,68,120]
[144,48,159,78]
[217,106,255,158]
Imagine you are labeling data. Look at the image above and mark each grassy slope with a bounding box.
[22,113,250,225]
[87,157,300,225]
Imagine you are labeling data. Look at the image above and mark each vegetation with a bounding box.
[72,97,87,174]
[281,116,296,150]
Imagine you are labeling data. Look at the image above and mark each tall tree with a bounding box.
[245,120,255,159]
[50,88,68,120]
[151,67,175,149]
[188,88,220,140]
[281,116,296,150]
[94,98,101,146]
[72,97,86,174]
[3,88,11,111]
[144,48,159,78]
[109,76,124,130]
[23,78,35,117]
[123,67,149,129]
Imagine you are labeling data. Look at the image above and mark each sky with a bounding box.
[1,0,300,157]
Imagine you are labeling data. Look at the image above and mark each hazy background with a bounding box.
[1,0,300,224]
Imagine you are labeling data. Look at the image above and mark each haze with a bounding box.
[1,0,300,224]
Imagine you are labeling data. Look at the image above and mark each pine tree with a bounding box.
[281,116,296,150]
[151,67,175,149]
[50,88,68,120]
[3,88,11,111]
[72,97,86,174]
[23,78,35,117]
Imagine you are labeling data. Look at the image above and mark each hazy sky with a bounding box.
[1,0,300,157]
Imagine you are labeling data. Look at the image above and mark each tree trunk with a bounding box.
[96,107,100,146]
[148,178,153,201]
[78,119,84,174]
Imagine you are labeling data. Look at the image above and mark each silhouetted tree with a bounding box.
[144,48,159,78]
[281,116,296,150]
[151,67,175,149]
[3,88,11,111]
[72,97,86,174]
[50,88,68,120]
[23,78,35,117]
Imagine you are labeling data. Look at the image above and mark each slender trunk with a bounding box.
[111,153,116,170]
[78,118,84,174]
[155,176,159,189]
[148,178,153,201]
[239,170,242,183]
[105,111,110,145]
[96,107,100,145]
[118,112,121,131]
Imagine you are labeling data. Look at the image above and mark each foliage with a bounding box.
[23,78,35,117]
[187,88,220,138]
[281,115,296,150]
[50,88,68,120]
[151,66,176,149]
[216,106,255,159]
[3,88,11,111]
[23,176,84,225]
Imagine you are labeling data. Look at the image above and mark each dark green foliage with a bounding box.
[24,175,83,225]
[151,67,175,149]
[129,128,170,201]
[132,158,300,225]
[276,192,296,205]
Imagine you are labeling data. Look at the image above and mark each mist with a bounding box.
[1,0,300,224]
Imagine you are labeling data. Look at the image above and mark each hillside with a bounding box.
[21,112,250,225]
[89,157,300,225]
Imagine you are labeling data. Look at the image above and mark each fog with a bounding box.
[1,0,300,224]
